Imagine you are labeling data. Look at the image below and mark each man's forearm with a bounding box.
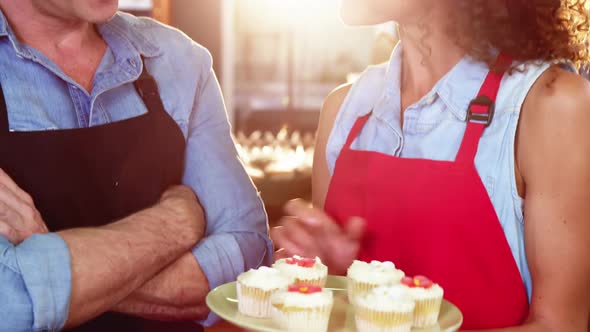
[114,299,207,322]
[113,252,210,321]
[113,231,272,322]
[59,206,199,328]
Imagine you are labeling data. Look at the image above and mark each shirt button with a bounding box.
[426,94,437,105]
[128,59,137,68]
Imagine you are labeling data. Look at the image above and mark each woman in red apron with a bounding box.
[272,0,590,330]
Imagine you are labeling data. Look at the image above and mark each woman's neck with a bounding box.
[0,0,97,57]
[398,20,465,109]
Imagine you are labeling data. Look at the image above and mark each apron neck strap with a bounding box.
[344,112,372,150]
[133,57,166,115]
[0,82,7,134]
[455,53,512,164]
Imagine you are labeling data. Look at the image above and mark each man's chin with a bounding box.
[85,1,119,23]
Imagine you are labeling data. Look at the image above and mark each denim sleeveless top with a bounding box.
[326,45,551,300]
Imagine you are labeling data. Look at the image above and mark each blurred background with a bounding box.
[119,0,397,226]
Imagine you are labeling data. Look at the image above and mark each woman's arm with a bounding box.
[312,83,352,208]
[473,68,590,331]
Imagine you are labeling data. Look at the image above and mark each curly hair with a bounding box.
[446,0,590,68]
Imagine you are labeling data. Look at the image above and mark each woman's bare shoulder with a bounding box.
[525,66,590,118]
[519,66,590,178]
[321,83,353,125]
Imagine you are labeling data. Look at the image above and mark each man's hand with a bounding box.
[271,199,365,275]
[0,169,48,244]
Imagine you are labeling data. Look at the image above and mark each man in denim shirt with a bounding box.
[0,0,271,331]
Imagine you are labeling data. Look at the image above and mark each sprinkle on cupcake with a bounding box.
[273,255,328,287]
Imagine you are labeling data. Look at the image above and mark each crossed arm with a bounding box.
[0,183,204,331]
[110,62,272,323]
[0,63,270,330]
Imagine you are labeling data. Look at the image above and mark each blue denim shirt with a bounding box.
[327,45,551,303]
[0,11,271,331]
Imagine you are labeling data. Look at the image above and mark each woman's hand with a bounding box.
[270,199,365,275]
[0,169,48,244]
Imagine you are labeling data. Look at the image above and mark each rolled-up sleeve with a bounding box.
[0,233,72,332]
[182,52,272,326]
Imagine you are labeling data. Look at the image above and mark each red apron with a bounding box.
[324,56,529,329]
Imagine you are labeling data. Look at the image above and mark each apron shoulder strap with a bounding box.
[133,57,167,115]
[455,53,512,164]
[344,112,372,150]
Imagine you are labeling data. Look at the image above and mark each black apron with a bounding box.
[0,62,204,332]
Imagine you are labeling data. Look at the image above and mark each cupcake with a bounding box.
[354,285,415,332]
[270,283,334,332]
[236,266,293,318]
[273,255,328,287]
[401,275,444,328]
[347,260,405,304]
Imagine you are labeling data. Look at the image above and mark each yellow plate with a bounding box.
[206,276,463,332]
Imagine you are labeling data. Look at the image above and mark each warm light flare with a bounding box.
[234,128,316,180]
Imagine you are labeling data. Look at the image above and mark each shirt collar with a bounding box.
[0,10,162,59]
[0,11,6,37]
[0,9,30,58]
[375,42,491,122]
[98,12,162,58]
[437,56,491,121]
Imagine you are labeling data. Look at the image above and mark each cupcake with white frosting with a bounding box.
[236,266,293,318]
[355,286,415,332]
[347,260,405,304]
[273,255,328,287]
[400,275,444,328]
[270,283,334,332]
